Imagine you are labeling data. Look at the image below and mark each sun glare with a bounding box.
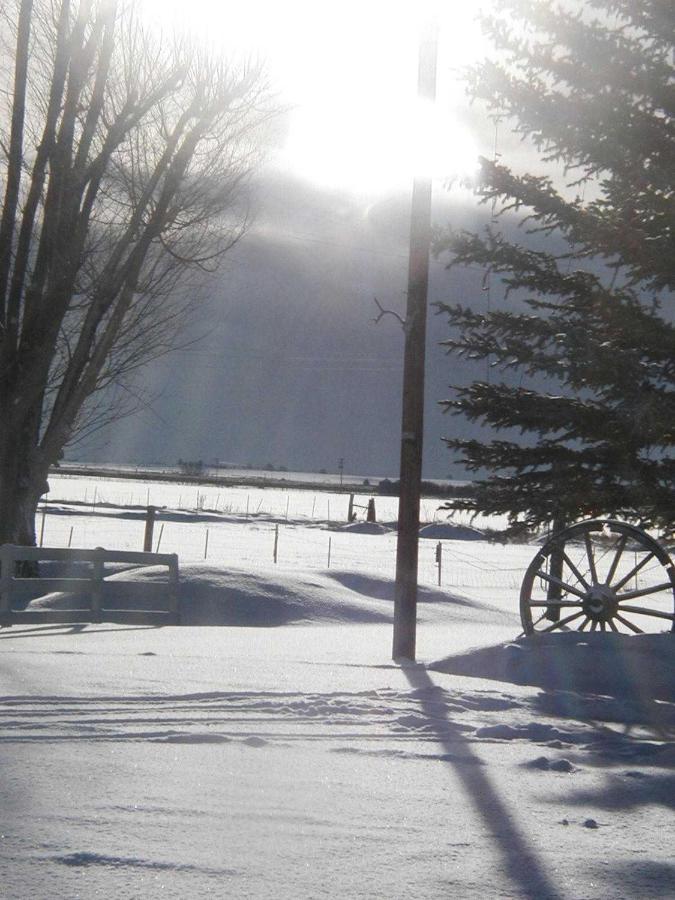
[140,0,488,193]
[283,96,480,193]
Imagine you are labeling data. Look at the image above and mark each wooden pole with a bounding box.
[143,506,156,552]
[168,554,179,624]
[393,18,438,661]
[91,548,104,623]
[155,523,165,553]
[0,544,12,624]
[273,524,279,563]
[39,507,46,547]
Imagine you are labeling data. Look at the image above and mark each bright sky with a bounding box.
[140,0,489,193]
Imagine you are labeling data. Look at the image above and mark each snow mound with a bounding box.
[337,521,391,534]
[430,632,675,703]
[419,523,484,541]
[27,563,500,627]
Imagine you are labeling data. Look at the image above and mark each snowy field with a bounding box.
[1,474,674,899]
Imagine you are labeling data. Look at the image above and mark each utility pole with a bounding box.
[392,18,439,661]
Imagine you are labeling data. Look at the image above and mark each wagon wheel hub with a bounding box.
[583,585,618,622]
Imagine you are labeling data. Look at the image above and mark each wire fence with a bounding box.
[44,473,499,528]
[34,503,529,593]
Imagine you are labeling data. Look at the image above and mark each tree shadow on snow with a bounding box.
[587,859,675,898]
[429,632,675,769]
[327,571,474,606]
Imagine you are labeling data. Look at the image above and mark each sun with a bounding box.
[139,0,488,193]
[282,96,480,193]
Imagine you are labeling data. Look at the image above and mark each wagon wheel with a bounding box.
[520,519,675,635]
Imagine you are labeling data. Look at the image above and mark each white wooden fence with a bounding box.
[0,544,179,626]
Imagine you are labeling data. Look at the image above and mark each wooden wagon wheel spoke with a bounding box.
[605,534,628,585]
[617,605,675,622]
[617,582,674,602]
[614,613,644,634]
[534,570,587,600]
[528,600,583,608]
[607,619,619,633]
[612,551,655,591]
[561,551,590,590]
[540,610,585,633]
[584,533,599,585]
[578,617,591,631]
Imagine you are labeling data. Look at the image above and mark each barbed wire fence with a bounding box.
[34,510,526,595]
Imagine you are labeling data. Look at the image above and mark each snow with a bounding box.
[419,522,485,541]
[1,474,674,898]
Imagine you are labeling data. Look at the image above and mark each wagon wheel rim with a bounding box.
[520,519,675,636]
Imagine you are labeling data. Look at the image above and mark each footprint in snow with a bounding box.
[525,756,576,773]
[242,736,268,748]
[560,818,603,829]
[475,723,570,743]
[391,714,436,732]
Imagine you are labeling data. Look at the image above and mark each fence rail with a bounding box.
[0,544,179,626]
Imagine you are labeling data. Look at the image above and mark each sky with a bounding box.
[79,1,500,477]
[141,0,489,193]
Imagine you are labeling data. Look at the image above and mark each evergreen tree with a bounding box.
[435,0,675,533]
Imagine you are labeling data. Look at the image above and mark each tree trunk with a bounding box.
[545,515,567,622]
[0,399,49,548]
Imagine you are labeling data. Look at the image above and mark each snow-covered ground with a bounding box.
[1,474,673,899]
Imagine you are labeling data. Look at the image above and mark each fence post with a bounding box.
[155,523,165,553]
[168,554,180,624]
[91,548,104,623]
[435,541,442,587]
[0,545,14,625]
[39,507,47,547]
[143,506,156,552]
[273,524,279,563]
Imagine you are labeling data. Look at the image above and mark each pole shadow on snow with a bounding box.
[399,661,565,900]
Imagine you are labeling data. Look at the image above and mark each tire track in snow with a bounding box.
[0,688,504,749]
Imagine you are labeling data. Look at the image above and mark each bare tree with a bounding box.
[0,0,276,545]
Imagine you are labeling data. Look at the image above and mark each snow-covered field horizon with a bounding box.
[1,474,673,898]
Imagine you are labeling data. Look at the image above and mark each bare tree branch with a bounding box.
[0,0,277,544]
